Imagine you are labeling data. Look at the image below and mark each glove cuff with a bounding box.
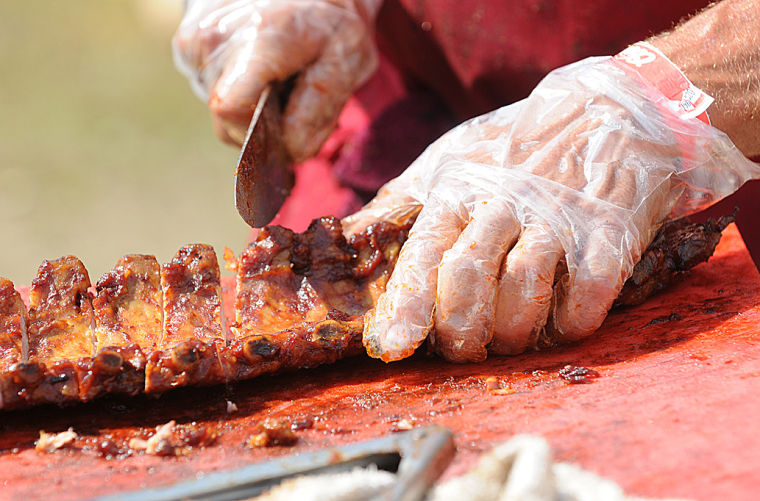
[611,41,713,125]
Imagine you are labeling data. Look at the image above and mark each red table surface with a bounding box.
[1,224,759,501]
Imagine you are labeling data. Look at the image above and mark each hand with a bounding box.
[345,56,760,363]
[173,0,380,161]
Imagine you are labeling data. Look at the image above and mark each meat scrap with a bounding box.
[36,427,78,453]
[390,418,418,432]
[246,418,298,448]
[0,215,730,411]
[128,421,177,456]
[485,376,515,395]
[128,420,217,457]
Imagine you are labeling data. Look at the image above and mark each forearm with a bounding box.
[649,0,760,158]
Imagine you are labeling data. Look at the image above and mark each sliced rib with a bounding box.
[74,255,163,400]
[0,278,28,410]
[14,257,96,406]
[145,245,225,393]
[160,245,223,347]
[93,254,162,351]
[27,256,95,362]
[224,217,409,381]
[0,278,26,371]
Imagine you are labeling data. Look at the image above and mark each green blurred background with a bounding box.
[0,1,250,285]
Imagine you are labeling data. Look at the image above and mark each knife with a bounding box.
[234,85,295,228]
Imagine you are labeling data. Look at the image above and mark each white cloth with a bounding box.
[251,435,688,501]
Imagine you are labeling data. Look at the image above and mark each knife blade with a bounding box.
[234,85,295,228]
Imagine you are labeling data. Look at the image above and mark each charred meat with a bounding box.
[0,215,729,411]
[615,215,734,307]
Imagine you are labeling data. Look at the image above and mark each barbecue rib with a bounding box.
[0,215,730,411]
[0,279,26,372]
[93,254,162,353]
[145,244,228,393]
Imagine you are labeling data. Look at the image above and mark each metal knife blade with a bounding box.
[234,85,295,228]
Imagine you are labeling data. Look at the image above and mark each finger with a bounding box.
[512,119,603,191]
[173,2,233,68]
[432,201,519,362]
[363,200,465,362]
[283,26,377,162]
[490,224,563,355]
[173,2,256,92]
[207,44,277,140]
[548,221,634,342]
[208,11,331,143]
[212,113,246,147]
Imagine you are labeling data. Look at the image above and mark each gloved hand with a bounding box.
[344,54,760,363]
[173,0,381,161]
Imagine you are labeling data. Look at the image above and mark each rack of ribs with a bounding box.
[0,214,732,411]
[0,217,408,411]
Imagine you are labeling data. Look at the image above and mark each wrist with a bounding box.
[612,41,713,125]
[648,0,760,158]
[610,41,714,172]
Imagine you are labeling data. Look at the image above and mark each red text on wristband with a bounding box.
[612,41,713,125]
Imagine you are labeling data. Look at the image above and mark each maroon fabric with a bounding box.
[375,0,711,119]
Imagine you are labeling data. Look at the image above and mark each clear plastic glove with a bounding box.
[173,0,381,161]
[344,56,760,363]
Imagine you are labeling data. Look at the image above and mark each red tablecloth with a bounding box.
[1,224,759,500]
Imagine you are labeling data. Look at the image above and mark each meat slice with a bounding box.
[233,224,329,336]
[0,278,26,371]
[223,217,409,381]
[93,255,162,352]
[27,256,95,363]
[145,245,225,393]
[233,217,405,338]
[74,255,162,401]
[0,278,28,410]
[160,244,224,347]
[6,257,96,408]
